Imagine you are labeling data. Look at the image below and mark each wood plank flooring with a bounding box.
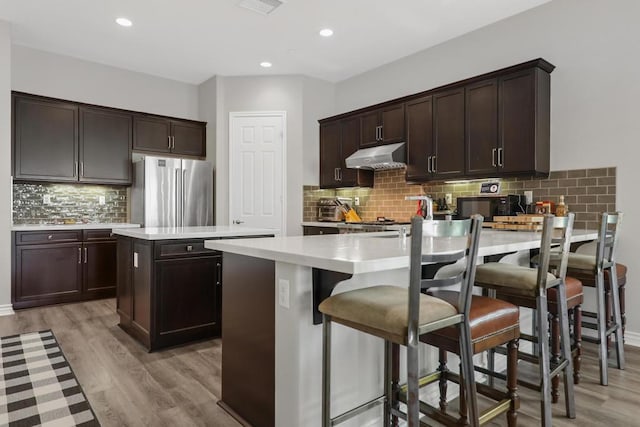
[0,298,638,426]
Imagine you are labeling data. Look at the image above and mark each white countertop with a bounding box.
[12,223,140,231]
[112,225,277,240]
[205,229,599,275]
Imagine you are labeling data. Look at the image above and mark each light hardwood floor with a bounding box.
[0,299,638,426]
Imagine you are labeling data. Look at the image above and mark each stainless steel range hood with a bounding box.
[345,142,406,170]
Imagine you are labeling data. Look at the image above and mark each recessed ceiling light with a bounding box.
[260,61,272,68]
[319,28,334,37]
[116,17,133,27]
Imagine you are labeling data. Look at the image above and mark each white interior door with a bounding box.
[230,112,285,234]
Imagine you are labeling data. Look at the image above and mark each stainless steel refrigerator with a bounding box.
[131,156,213,227]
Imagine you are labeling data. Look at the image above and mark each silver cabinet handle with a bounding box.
[492,148,497,167]
[233,219,244,224]
[432,156,437,173]
[80,162,84,177]
[379,125,383,141]
[337,168,342,181]
[216,262,222,286]
[78,247,82,264]
[84,247,88,264]
[168,135,171,149]
[186,245,193,252]
[74,161,78,177]
[172,135,176,149]
[47,234,53,240]
[498,148,504,167]
[427,155,432,173]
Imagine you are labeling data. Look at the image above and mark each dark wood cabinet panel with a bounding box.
[499,69,550,176]
[359,103,405,147]
[465,79,499,176]
[132,241,152,334]
[80,107,132,184]
[302,226,340,236]
[433,88,465,180]
[133,115,171,154]
[13,96,78,182]
[84,241,117,295]
[319,121,342,188]
[340,116,373,187]
[15,230,82,245]
[405,96,433,182]
[14,243,83,308]
[155,256,220,347]
[117,236,133,321]
[171,120,206,157]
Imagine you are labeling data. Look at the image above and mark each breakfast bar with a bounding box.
[205,228,598,427]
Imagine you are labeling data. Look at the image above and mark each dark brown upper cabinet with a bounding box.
[79,107,132,184]
[359,103,405,148]
[432,88,465,180]
[465,79,499,177]
[405,96,433,183]
[319,118,373,189]
[13,94,132,185]
[13,95,79,182]
[133,115,206,157]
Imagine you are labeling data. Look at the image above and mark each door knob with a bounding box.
[233,220,244,224]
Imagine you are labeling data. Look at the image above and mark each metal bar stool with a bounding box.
[566,212,624,385]
[473,214,576,427]
[319,215,483,427]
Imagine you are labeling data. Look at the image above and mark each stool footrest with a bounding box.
[330,395,385,426]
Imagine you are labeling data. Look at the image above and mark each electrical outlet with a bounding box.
[98,196,106,205]
[354,197,360,206]
[278,279,290,309]
[43,195,51,205]
[524,191,533,205]
[445,193,452,205]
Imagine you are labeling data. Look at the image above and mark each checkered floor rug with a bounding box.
[0,330,100,426]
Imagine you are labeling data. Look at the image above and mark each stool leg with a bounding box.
[557,281,576,419]
[384,340,392,426]
[438,349,448,413]
[458,362,468,426]
[392,344,400,427]
[507,339,520,427]
[573,307,582,385]
[536,292,552,427]
[487,347,495,388]
[595,269,609,385]
[605,286,612,353]
[459,322,480,427]
[322,315,331,427]
[620,284,626,342]
[551,311,560,404]
[609,265,626,370]
[407,332,419,426]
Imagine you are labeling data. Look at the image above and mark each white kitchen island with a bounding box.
[205,228,597,427]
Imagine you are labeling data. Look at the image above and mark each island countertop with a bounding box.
[112,225,277,240]
[205,229,598,274]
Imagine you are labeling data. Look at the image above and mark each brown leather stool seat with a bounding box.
[420,290,520,426]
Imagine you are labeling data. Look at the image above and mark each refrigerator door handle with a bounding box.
[175,168,180,228]
[182,169,187,228]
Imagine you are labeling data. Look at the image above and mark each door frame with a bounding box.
[228,111,287,235]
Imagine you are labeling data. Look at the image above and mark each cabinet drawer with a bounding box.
[83,229,116,241]
[154,240,218,259]
[15,230,82,245]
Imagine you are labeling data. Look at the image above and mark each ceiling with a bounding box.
[0,0,552,84]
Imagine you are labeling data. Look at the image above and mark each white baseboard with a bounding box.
[624,331,640,348]
[0,304,15,316]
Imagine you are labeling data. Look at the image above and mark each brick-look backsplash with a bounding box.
[13,183,128,224]
[303,167,616,230]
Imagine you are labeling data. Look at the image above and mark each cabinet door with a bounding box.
[83,241,117,297]
[465,79,498,177]
[116,237,133,320]
[499,69,538,174]
[340,116,373,187]
[432,88,465,180]
[319,121,342,188]
[171,120,206,157]
[14,243,83,308]
[79,107,132,184]
[155,256,220,345]
[405,96,433,182]
[359,111,380,147]
[13,95,78,182]
[133,115,171,153]
[380,103,405,144]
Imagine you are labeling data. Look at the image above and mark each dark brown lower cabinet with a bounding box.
[117,237,222,351]
[12,229,117,309]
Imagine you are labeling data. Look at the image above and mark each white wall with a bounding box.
[302,77,336,185]
[335,0,640,337]
[214,75,305,235]
[12,45,199,119]
[0,21,12,313]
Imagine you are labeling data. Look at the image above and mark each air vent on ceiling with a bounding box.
[238,0,284,15]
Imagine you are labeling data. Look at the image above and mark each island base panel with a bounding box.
[221,253,275,427]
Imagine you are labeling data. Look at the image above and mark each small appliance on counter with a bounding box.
[456,194,524,223]
[317,197,353,222]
